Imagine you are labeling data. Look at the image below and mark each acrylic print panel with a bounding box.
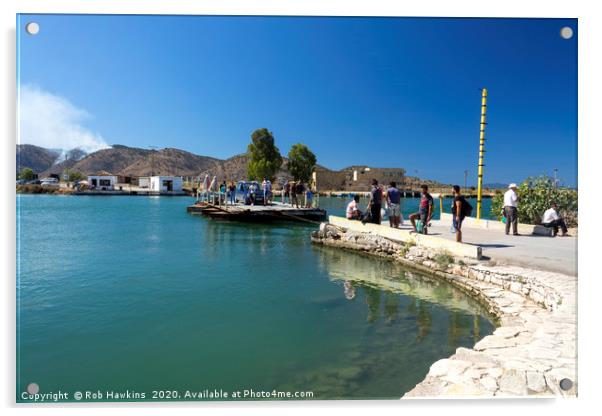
[16,14,577,402]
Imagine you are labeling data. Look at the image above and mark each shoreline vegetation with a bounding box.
[16,184,74,195]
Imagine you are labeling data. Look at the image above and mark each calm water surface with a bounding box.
[17,195,495,401]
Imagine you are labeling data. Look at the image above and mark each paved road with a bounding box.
[402,220,577,276]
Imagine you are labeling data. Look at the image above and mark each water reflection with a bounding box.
[383,292,400,326]
[315,245,493,319]
[343,281,355,300]
[280,246,498,398]
[315,245,496,348]
[407,299,433,341]
[365,287,381,323]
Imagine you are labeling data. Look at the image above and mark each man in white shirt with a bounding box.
[542,202,568,236]
[346,195,362,220]
[266,179,272,204]
[503,183,520,235]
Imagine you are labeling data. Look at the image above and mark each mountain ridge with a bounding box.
[17,144,442,191]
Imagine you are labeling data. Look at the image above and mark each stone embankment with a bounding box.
[311,223,577,398]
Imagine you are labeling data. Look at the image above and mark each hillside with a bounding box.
[17,143,447,191]
[199,154,301,183]
[16,144,60,174]
[41,145,152,176]
[198,154,249,182]
[199,155,340,185]
[121,148,220,177]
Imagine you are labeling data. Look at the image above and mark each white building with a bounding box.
[150,176,183,193]
[137,176,150,188]
[87,172,117,190]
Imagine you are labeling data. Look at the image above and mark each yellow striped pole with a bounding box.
[476,88,488,220]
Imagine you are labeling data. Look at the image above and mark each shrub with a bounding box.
[490,175,578,227]
[434,251,454,268]
[400,239,416,256]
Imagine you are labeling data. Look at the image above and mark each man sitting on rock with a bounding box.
[542,202,569,237]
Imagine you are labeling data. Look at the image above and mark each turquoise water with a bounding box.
[17,195,495,401]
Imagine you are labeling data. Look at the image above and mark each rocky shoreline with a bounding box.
[311,223,577,397]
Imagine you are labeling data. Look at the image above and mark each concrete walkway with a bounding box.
[407,220,577,276]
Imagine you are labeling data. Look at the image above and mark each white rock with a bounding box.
[474,336,517,351]
[465,369,484,379]
[428,359,471,377]
[498,369,528,395]
[526,371,547,393]
[480,376,498,391]
[485,367,503,378]
[493,326,523,338]
[528,347,561,360]
[442,381,493,397]
[510,281,523,292]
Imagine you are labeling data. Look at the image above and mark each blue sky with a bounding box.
[17,15,577,186]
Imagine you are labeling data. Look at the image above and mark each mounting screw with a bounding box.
[559,378,573,391]
[27,383,39,394]
[25,22,40,35]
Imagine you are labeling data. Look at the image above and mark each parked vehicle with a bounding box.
[235,181,265,205]
[16,179,27,185]
[40,177,59,187]
[26,179,41,185]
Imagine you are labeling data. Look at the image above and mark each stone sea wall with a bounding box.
[311,223,577,398]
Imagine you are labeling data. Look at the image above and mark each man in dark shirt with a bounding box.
[410,184,433,234]
[367,179,383,225]
[386,181,402,228]
[290,181,298,208]
[295,182,305,208]
[451,185,467,243]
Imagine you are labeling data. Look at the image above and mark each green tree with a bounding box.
[247,128,282,181]
[287,143,317,183]
[490,175,578,227]
[19,168,35,181]
[64,169,84,182]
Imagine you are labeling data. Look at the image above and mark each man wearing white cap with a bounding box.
[503,183,520,235]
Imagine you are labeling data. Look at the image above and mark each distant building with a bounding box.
[116,175,134,184]
[87,171,117,191]
[137,176,150,188]
[150,176,183,193]
[314,166,406,191]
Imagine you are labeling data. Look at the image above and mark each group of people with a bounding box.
[219,181,237,205]
[345,179,414,228]
[217,178,316,208]
[281,180,314,209]
[345,180,570,244]
[502,183,568,237]
[444,183,568,243]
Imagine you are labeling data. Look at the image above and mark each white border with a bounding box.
[3,1,600,415]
